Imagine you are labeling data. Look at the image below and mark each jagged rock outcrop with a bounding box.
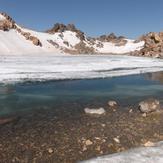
[47,23,67,33]
[0,13,16,31]
[47,23,85,41]
[97,33,127,46]
[132,32,163,58]
[0,20,13,31]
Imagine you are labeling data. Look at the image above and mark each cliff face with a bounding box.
[139,32,163,58]
[0,12,145,55]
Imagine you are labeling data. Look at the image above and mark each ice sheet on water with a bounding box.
[0,54,163,83]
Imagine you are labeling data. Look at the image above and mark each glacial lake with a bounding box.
[0,71,163,116]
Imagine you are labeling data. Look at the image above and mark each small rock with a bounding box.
[84,107,106,115]
[142,113,147,117]
[144,141,155,147]
[48,148,53,154]
[129,109,133,113]
[95,146,101,151]
[138,98,160,113]
[108,100,118,107]
[100,151,103,154]
[113,137,120,144]
[101,124,106,127]
[82,146,87,151]
[95,137,101,140]
[85,140,93,146]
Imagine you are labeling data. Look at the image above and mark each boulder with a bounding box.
[135,32,163,57]
[84,107,106,115]
[138,98,160,113]
[21,32,31,40]
[108,100,118,107]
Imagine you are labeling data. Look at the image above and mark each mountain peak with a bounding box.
[46,23,85,41]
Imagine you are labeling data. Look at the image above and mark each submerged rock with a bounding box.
[138,98,160,113]
[84,107,106,115]
[0,117,17,125]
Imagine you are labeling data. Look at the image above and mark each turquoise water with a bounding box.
[0,72,163,116]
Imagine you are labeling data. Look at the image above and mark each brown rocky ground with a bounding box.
[0,103,163,163]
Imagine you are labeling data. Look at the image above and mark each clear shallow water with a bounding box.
[0,72,163,116]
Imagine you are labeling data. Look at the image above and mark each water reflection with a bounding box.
[145,72,163,83]
[0,85,15,95]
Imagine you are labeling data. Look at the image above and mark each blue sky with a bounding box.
[0,0,163,38]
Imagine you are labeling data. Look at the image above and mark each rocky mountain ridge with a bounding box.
[0,12,161,57]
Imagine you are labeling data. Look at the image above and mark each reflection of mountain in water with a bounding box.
[145,72,163,83]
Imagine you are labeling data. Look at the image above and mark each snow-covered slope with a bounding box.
[96,39,144,54]
[0,30,45,54]
[0,12,145,55]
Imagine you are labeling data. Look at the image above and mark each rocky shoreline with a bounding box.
[0,98,163,163]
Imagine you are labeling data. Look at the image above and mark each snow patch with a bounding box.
[82,141,163,163]
[0,14,5,21]
[96,40,144,54]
